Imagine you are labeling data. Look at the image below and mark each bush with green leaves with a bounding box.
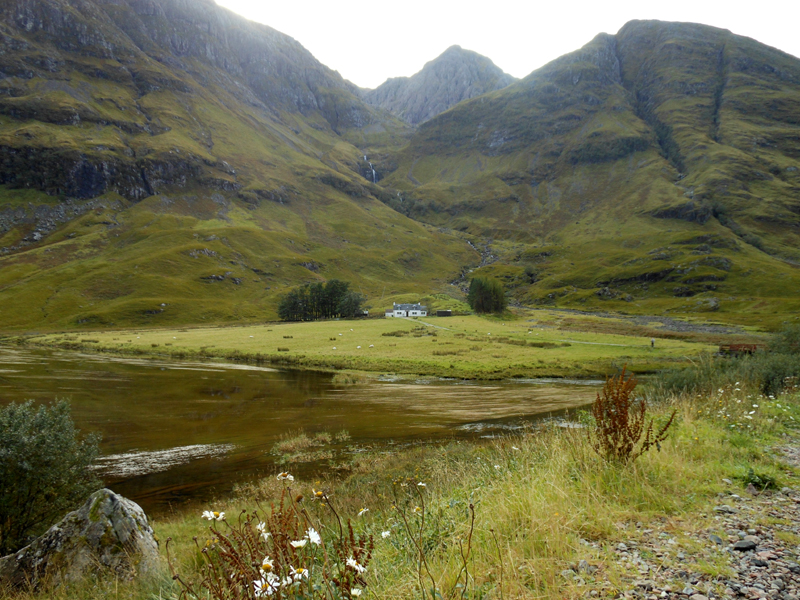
[0,400,101,555]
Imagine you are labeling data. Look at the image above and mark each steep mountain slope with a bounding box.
[363,45,516,125]
[0,0,473,329]
[377,21,800,324]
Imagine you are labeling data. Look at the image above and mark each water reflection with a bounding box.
[0,346,597,514]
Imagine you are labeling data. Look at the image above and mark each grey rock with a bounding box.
[709,534,724,545]
[682,586,696,595]
[733,540,757,551]
[690,595,708,600]
[363,45,516,125]
[0,489,158,590]
[617,543,629,551]
[714,505,737,514]
[744,535,760,543]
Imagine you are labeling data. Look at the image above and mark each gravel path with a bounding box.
[563,439,800,600]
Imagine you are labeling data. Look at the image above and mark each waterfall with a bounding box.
[364,154,376,183]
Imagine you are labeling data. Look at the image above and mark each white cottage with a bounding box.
[385,302,427,318]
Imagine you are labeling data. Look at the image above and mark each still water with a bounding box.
[0,346,598,514]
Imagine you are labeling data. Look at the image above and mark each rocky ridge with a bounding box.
[363,45,516,124]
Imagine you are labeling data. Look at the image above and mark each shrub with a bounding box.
[0,400,101,554]
[589,367,676,464]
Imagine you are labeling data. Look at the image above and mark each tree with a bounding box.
[467,276,506,313]
[0,400,101,554]
[277,279,364,321]
[337,290,366,318]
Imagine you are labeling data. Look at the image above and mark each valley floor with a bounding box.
[17,309,764,380]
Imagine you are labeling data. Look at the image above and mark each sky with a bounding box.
[215,0,800,89]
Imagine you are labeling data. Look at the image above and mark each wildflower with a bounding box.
[346,557,366,573]
[351,589,363,597]
[358,507,369,517]
[752,404,759,408]
[277,472,294,482]
[413,506,422,514]
[290,539,308,548]
[290,566,309,581]
[381,530,391,539]
[748,411,756,415]
[254,573,280,597]
[307,527,321,546]
[202,510,225,521]
[512,446,520,450]
[494,464,501,470]
[417,482,427,487]
[261,556,274,572]
[312,488,326,501]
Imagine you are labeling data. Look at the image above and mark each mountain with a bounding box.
[0,0,472,330]
[1,9,799,331]
[363,45,516,125]
[376,20,800,325]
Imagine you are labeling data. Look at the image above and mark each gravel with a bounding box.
[565,439,800,600]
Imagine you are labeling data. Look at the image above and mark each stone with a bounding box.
[710,534,724,545]
[0,489,158,590]
[734,540,757,551]
[714,505,737,514]
[689,595,708,600]
[744,535,760,544]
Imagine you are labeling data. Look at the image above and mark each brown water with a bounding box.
[0,346,598,514]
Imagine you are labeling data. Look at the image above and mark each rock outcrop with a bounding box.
[0,489,159,590]
[363,45,516,124]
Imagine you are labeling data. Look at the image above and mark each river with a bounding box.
[0,346,599,514]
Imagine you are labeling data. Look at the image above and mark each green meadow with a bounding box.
[27,310,753,379]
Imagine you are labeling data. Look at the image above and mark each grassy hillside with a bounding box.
[378,21,800,325]
[0,0,467,330]
[1,12,799,330]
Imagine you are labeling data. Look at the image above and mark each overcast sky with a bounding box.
[215,0,800,89]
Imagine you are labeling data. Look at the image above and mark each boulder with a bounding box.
[0,489,159,590]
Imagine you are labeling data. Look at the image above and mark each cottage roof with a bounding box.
[393,303,427,311]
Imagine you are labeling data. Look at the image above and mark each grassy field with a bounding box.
[24,310,757,379]
[8,374,799,600]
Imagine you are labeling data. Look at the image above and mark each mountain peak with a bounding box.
[363,46,516,124]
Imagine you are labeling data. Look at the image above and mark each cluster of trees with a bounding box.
[467,276,507,314]
[278,279,366,321]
